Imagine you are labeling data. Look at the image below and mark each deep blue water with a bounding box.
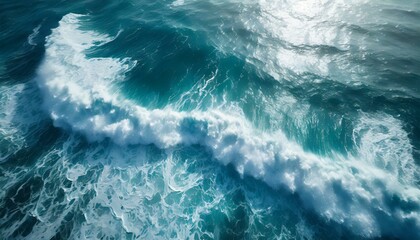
[1,0,420,239]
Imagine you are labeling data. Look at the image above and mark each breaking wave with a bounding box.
[33,13,420,238]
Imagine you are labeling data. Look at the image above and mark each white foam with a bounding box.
[0,83,47,161]
[35,13,420,238]
[28,24,41,46]
[0,84,27,161]
[171,0,185,7]
[353,113,419,185]
[16,141,224,239]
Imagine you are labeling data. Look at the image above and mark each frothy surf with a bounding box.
[34,13,420,238]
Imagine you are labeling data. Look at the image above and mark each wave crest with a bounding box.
[36,13,420,238]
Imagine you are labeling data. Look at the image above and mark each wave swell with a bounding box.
[36,13,420,238]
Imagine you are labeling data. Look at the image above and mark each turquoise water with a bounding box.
[1,0,420,239]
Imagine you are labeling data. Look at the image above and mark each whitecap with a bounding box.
[35,13,420,238]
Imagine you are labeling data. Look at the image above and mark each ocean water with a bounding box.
[1,0,420,239]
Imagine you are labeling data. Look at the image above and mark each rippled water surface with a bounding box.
[1,0,419,239]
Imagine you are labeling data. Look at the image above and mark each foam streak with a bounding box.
[36,14,420,238]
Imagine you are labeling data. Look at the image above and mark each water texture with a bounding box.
[0,0,419,239]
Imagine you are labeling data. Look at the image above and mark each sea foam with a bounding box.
[36,13,420,238]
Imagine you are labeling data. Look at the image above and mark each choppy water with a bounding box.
[1,0,420,239]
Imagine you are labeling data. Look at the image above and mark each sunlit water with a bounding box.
[1,0,419,239]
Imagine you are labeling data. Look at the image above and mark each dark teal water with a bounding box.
[1,0,420,239]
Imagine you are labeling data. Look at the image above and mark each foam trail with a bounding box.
[28,24,41,46]
[0,82,47,161]
[36,14,420,238]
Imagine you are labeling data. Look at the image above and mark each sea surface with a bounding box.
[1,0,420,239]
